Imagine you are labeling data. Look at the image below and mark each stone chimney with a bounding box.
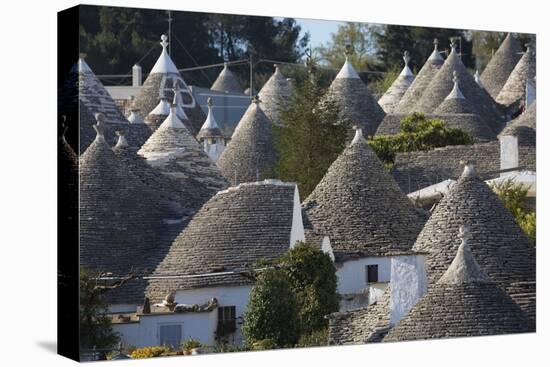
[499,134,519,177]
[132,64,142,87]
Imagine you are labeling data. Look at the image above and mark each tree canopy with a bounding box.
[274,75,349,198]
[368,113,475,166]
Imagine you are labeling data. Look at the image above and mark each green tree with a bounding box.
[368,112,474,166]
[490,179,536,244]
[373,25,475,71]
[315,22,381,71]
[79,268,120,351]
[242,269,300,347]
[279,243,339,335]
[274,76,349,198]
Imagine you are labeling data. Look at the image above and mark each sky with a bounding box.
[295,18,346,48]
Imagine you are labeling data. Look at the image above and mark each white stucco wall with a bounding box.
[289,185,306,248]
[336,257,391,295]
[114,285,253,348]
[203,140,225,162]
[113,312,216,348]
[500,135,519,175]
[389,254,426,325]
[321,236,335,261]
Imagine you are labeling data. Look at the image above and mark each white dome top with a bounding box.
[150,35,179,74]
[335,57,360,79]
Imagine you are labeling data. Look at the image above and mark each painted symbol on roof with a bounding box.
[159,75,196,108]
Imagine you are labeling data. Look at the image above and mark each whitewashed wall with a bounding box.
[389,254,426,325]
[113,285,253,348]
[113,311,216,348]
[203,140,225,162]
[336,257,391,295]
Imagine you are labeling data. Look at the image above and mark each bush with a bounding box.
[242,269,300,347]
[297,328,329,347]
[79,268,120,350]
[181,338,202,353]
[490,179,536,244]
[129,346,172,359]
[368,112,474,166]
[279,243,340,334]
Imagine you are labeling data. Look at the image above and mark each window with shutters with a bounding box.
[159,324,182,349]
[216,306,237,338]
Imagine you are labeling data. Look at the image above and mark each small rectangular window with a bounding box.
[366,264,379,284]
[217,306,237,338]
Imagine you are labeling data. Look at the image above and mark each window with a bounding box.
[216,306,237,338]
[159,324,182,349]
[366,264,379,284]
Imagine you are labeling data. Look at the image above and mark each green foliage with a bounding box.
[79,268,120,350]
[279,243,340,334]
[297,328,329,348]
[368,112,475,166]
[315,22,381,71]
[242,269,301,347]
[181,338,202,352]
[490,179,536,243]
[79,6,307,87]
[369,65,401,97]
[250,339,278,350]
[373,26,475,71]
[274,77,349,198]
[129,346,172,359]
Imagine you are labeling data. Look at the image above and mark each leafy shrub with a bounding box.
[242,268,301,347]
[490,179,536,243]
[368,112,474,166]
[297,328,329,347]
[250,339,278,350]
[181,338,202,353]
[279,243,340,334]
[129,345,172,359]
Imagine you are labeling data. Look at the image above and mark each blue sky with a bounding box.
[295,18,346,48]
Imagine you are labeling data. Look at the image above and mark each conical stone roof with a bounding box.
[138,105,228,196]
[394,39,444,114]
[79,116,173,278]
[145,180,298,302]
[412,164,535,288]
[302,129,425,260]
[258,64,294,126]
[499,100,536,146]
[413,42,504,132]
[113,131,205,220]
[325,58,386,136]
[210,62,243,93]
[59,55,151,153]
[480,33,523,99]
[378,51,415,113]
[133,35,205,136]
[145,96,171,132]
[496,44,536,108]
[217,98,277,185]
[197,97,223,139]
[434,72,475,114]
[384,227,534,342]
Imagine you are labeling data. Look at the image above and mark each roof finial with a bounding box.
[160,34,169,49]
[115,130,128,149]
[452,70,458,84]
[460,161,476,177]
[92,114,106,139]
[458,224,472,244]
[351,125,364,145]
[223,61,228,69]
[172,81,180,106]
[95,112,106,126]
[433,38,439,50]
[403,50,411,66]
[344,44,354,61]
[252,95,261,104]
[207,97,213,109]
[79,52,87,60]
[450,37,457,51]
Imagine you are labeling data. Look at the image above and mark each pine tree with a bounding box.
[274,75,349,198]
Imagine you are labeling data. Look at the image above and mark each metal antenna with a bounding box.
[166,10,173,56]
